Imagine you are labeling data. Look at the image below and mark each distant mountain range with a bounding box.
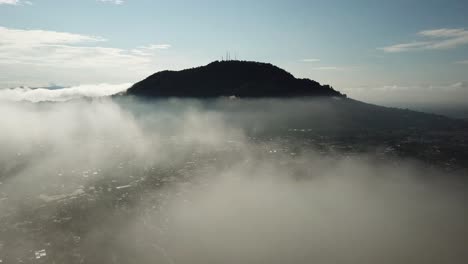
[126,60,344,98]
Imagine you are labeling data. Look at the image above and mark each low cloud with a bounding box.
[0,83,132,102]
[380,28,468,52]
[0,98,466,263]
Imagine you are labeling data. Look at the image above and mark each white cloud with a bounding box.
[379,42,431,53]
[380,28,468,53]
[142,44,172,50]
[450,81,468,88]
[0,32,150,68]
[0,83,132,102]
[0,26,169,87]
[0,26,105,46]
[0,44,151,68]
[98,0,124,5]
[300,58,320,62]
[0,0,19,4]
[0,0,31,5]
[130,44,172,56]
[312,66,340,70]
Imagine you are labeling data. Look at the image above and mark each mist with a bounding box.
[0,97,467,263]
[342,83,468,119]
[0,83,131,102]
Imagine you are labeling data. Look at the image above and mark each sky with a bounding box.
[0,0,467,106]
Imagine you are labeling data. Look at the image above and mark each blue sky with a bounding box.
[1,0,467,104]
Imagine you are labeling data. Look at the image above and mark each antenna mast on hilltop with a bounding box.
[222,51,239,61]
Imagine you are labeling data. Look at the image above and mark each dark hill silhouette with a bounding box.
[126,60,344,98]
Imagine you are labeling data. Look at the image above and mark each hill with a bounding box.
[126,60,344,98]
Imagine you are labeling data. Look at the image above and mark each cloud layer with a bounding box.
[0,83,132,102]
[0,98,466,263]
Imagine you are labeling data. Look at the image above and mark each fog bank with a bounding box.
[0,83,131,102]
[0,98,466,263]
